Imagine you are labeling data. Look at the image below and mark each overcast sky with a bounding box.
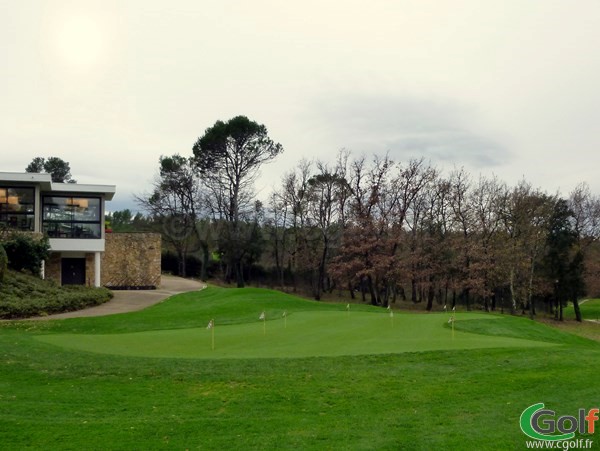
[2,0,600,211]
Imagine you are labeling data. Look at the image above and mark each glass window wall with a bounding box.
[0,187,35,231]
[42,196,101,238]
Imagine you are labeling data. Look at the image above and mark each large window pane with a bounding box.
[43,197,69,220]
[72,198,100,221]
[42,195,101,239]
[0,187,35,231]
[0,213,35,231]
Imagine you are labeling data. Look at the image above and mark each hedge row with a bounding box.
[0,271,113,319]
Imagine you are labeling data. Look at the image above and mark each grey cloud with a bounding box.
[310,94,511,167]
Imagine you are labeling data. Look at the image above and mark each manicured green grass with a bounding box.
[565,298,600,321]
[36,311,557,359]
[1,286,599,450]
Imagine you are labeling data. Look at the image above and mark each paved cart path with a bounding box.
[28,275,206,320]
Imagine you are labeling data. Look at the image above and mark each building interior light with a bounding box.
[66,198,88,208]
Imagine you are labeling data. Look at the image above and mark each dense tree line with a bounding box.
[132,116,600,321]
[265,154,600,320]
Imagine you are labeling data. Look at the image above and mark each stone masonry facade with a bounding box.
[45,253,97,287]
[45,253,61,285]
[101,232,161,289]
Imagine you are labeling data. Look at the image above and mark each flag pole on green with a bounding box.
[259,311,266,335]
[207,319,215,351]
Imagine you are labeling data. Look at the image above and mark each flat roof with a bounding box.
[51,182,116,200]
[0,171,52,190]
[0,172,116,200]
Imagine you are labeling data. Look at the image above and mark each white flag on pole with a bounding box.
[259,311,265,320]
[206,319,214,329]
[282,311,287,317]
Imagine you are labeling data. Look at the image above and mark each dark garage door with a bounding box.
[61,258,86,285]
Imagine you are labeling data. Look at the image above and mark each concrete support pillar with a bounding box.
[94,252,101,287]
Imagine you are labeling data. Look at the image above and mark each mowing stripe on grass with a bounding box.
[35,312,557,359]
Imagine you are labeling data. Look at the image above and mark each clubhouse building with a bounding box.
[0,171,116,287]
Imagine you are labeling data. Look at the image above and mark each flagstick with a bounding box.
[211,321,215,351]
[259,311,266,336]
[207,319,215,351]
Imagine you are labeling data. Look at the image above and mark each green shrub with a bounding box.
[2,233,50,276]
[0,243,7,283]
[0,270,113,319]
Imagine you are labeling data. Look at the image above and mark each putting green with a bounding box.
[36,312,557,359]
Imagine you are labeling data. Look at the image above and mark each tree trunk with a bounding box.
[382,283,390,308]
[559,300,564,321]
[178,249,187,278]
[509,267,516,314]
[235,260,245,288]
[313,268,321,301]
[314,240,328,300]
[368,276,378,306]
[360,277,367,303]
[273,236,283,287]
[200,242,209,281]
[528,258,536,320]
[573,298,582,322]
[426,283,434,311]
[464,288,470,311]
[399,285,406,301]
[411,278,418,303]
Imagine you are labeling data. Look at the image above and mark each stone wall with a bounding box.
[101,233,161,289]
[45,253,97,286]
[85,253,95,287]
[45,253,61,285]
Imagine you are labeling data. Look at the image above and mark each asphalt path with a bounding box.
[27,275,206,320]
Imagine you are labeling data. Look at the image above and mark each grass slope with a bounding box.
[1,286,599,450]
[565,298,600,321]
